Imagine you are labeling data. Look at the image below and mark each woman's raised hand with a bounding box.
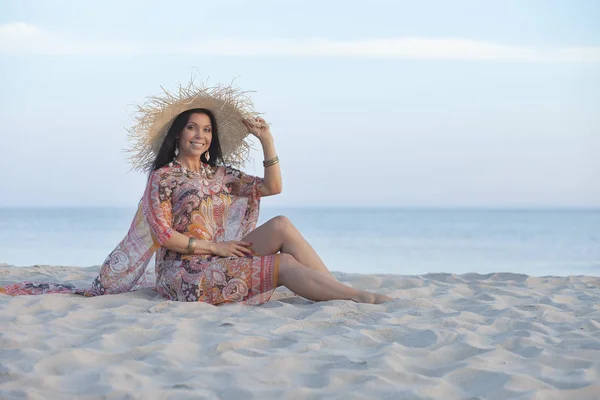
[212,241,254,257]
[243,117,271,142]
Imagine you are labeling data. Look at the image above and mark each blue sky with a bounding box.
[0,0,598,207]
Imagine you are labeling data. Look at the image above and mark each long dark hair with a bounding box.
[151,108,223,172]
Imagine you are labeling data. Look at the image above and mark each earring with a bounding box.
[174,139,180,156]
[204,151,210,162]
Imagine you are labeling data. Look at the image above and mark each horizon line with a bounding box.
[1,205,598,211]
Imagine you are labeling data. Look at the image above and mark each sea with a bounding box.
[0,207,598,277]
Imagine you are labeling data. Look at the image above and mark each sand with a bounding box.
[1,265,599,400]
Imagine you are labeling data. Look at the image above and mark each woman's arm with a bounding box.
[162,230,214,254]
[243,117,282,197]
[259,134,282,197]
[162,230,254,257]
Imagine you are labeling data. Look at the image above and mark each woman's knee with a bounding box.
[268,215,293,235]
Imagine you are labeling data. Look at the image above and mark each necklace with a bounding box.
[170,158,213,178]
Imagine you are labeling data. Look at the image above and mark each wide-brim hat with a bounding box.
[127,79,260,173]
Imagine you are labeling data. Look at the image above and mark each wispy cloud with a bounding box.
[2,22,599,62]
[0,22,137,55]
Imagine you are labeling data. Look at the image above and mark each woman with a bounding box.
[1,82,391,305]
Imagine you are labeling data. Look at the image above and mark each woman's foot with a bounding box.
[350,291,394,304]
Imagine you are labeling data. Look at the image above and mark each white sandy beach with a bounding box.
[1,265,599,400]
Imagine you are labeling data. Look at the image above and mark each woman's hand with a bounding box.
[243,117,272,143]
[212,241,254,257]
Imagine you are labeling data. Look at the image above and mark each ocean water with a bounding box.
[0,207,598,277]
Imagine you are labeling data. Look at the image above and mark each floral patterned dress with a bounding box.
[0,161,279,306]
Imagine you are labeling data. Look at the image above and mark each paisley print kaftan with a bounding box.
[1,162,279,306]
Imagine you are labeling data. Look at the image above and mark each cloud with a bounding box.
[0,22,137,55]
[189,37,600,63]
[1,22,599,62]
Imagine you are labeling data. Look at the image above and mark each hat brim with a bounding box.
[127,81,259,173]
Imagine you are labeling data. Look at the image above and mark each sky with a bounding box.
[0,0,599,208]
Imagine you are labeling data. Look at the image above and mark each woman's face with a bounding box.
[178,112,212,159]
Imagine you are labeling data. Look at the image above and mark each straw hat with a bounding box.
[127,79,260,173]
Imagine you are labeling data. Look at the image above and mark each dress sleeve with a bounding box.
[88,169,174,296]
[221,166,264,241]
[140,169,174,245]
[0,169,177,298]
[224,166,264,198]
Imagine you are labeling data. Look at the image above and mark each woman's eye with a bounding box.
[187,125,194,130]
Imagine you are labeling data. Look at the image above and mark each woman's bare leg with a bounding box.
[243,216,335,278]
[277,254,392,304]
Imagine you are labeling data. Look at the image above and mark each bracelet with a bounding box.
[263,156,279,168]
[187,237,197,255]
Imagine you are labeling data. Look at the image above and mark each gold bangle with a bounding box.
[263,156,279,168]
[187,237,197,255]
